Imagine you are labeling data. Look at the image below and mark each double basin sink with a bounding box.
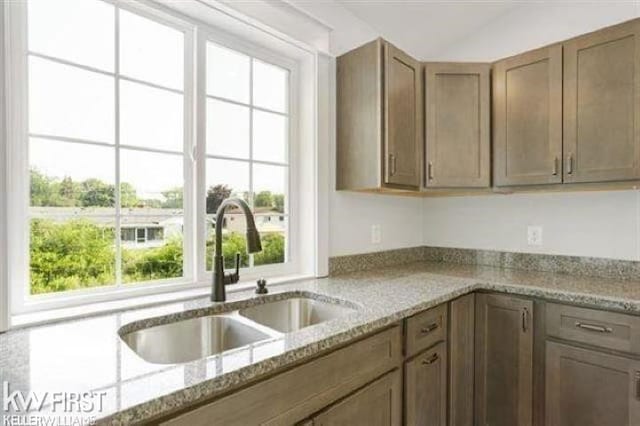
[121,296,357,365]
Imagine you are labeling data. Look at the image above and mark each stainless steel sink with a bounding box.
[121,315,270,364]
[239,297,356,333]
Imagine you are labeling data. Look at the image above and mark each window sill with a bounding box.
[10,274,313,329]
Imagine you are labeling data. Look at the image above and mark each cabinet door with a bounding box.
[405,342,447,426]
[475,294,534,426]
[449,294,475,426]
[425,63,490,188]
[312,370,402,426]
[493,46,563,186]
[564,20,640,183]
[546,341,640,426]
[384,42,421,188]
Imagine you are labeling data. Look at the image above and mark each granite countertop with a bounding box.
[3,261,640,424]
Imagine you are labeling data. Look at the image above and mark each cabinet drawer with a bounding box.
[162,326,402,426]
[546,303,640,354]
[405,304,447,357]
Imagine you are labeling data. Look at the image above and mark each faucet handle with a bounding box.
[234,252,240,274]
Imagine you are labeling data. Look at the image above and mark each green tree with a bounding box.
[30,219,115,294]
[254,233,285,265]
[254,191,273,208]
[122,237,183,282]
[161,187,183,209]
[31,168,59,206]
[80,179,115,207]
[273,194,285,213]
[120,182,140,208]
[206,184,232,214]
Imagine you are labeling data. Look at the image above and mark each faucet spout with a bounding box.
[211,198,262,302]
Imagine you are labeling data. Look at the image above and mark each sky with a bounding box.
[26,0,289,202]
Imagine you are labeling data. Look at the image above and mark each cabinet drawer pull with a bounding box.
[428,162,434,180]
[635,371,640,401]
[552,157,558,176]
[522,308,529,332]
[422,353,439,365]
[420,323,439,334]
[566,154,573,175]
[574,321,613,333]
[389,154,397,176]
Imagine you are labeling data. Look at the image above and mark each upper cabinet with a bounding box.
[336,19,640,196]
[493,46,563,186]
[336,39,422,192]
[424,63,491,188]
[564,20,640,183]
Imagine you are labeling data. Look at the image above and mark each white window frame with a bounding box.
[4,0,303,316]
[196,27,300,283]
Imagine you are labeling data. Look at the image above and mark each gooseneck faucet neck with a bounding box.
[211,198,262,302]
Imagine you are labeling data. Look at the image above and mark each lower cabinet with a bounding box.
[309,370,402,426]
[405,342,447,426]
[475,293,534,426]
[545,341,640,426]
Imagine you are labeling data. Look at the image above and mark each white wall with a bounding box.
[422,3,640,261]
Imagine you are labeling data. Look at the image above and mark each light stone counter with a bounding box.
[2,261,640,424]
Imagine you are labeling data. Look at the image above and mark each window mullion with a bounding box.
[248,57,255,269]
[114,7,122,287]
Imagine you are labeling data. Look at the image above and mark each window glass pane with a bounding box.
[254,217,286,266]
[29,57,115,143]
[253,110,287,164]
[30,217,116,295]
[121,215,183,283]
[28,0,115,72]
[253,60,287,113]
[205,159,250,271]
[30,138,115,209]
[119,9,184,90]
[120,150,183,210]
[120,80,183,152]
[207,43,249,103]
[206,99,249,159]
[253,164,287,214]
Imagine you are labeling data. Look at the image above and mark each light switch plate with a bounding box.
[527,225,543,246]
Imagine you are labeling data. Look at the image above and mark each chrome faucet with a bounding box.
[211,198,262,302]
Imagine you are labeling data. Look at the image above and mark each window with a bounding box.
[26,0,188,296]
[5,0,301,312]
[204,42,290,272]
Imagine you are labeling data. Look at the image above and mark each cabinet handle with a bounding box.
[552,157,558,176]
[522,308,529,332]
[422,353,439,365]
[389,154,397,176]
[635,371,640,401]
[566,154,573,175]
[420,322,439,334]
[574,321,613,333]
[428,162,434,180]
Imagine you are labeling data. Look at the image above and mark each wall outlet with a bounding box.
[527,225,543,246]
[371,224,381,244]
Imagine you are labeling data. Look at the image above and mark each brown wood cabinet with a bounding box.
[545,341,640,426]
[311,370,402,426]
[336,38,422,192]
[405,342,447,426]
[493,45,563,187]
[564,19,640,183]
[475,293,534,426]
[424,63,490,188]
[449,294,475,426]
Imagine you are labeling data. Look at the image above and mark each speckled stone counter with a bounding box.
[3,261,640,424]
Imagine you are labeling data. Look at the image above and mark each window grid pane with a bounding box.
[27,1,187,295]
[205,42,290,271]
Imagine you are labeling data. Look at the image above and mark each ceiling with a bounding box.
[334,0,521,59]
